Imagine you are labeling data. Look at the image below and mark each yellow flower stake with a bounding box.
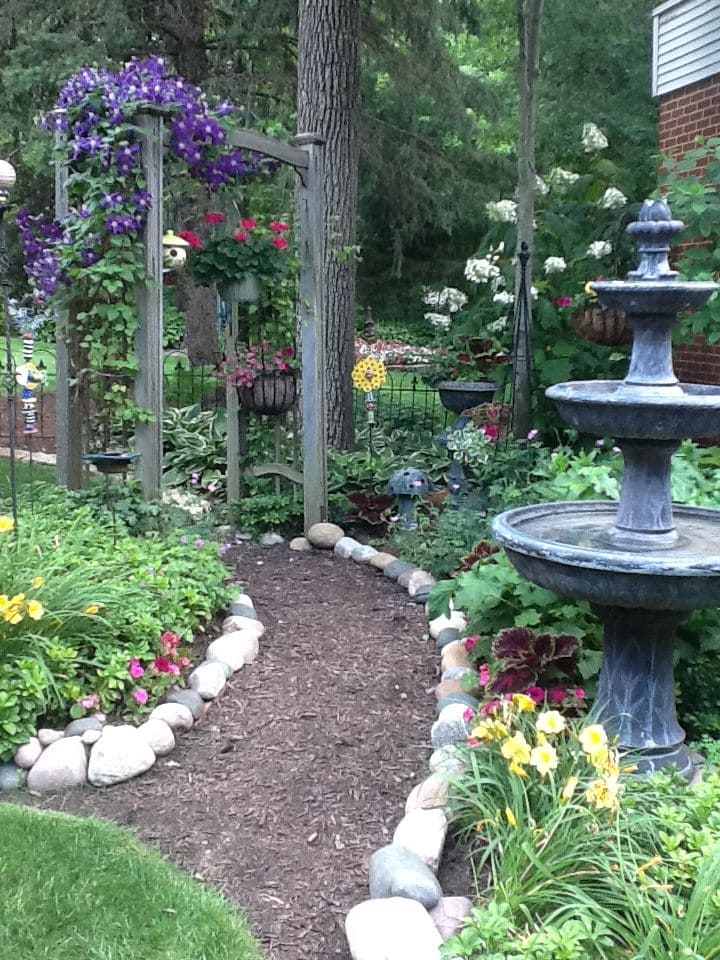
[352,357,387,434]
[0,516,15,534]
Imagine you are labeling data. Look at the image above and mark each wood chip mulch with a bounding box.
[14,542,472,959]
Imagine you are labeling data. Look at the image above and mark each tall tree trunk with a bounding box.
[297,0,360,450]
[513,0,544,438]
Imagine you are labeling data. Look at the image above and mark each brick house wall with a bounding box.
[658,72,720,382]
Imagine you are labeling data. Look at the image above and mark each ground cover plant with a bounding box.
[0,485,231,757]
[442,688,720,960]
[0,805,262,960]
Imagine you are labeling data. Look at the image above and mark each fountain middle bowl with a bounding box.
[491,501,720,610]
[546,381,720,439]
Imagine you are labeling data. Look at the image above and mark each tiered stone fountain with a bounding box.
[492,200,720,779]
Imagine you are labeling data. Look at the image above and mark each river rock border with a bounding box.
[297,522,474,960]
[0,586,264,796]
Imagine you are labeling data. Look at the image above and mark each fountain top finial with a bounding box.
[625,198,684,281]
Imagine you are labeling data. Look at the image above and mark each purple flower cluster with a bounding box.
[21,56,267,300]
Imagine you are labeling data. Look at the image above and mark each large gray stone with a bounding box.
[259,532,285,546]
[306,522,345,549]
[405,774,450,815]
[429,897,474,942]
[408,569,436,597]
[221,616,265,638]
[435,627,460,652]
[397,566,420,589]
[64,717,103,738]
[393,808,448,872]
[351,544,378,563]
[207,631,257,671]
[436,693,480,715]
[88,725,156,787]
[441,666,475,683]
[37,728,63,747]
[429,611,467,639]
[289,536,312,552]
[137,718,176,757]
[383,559,415,581]
[345,897,443,960]
[228,602,257,620]
[431,703,470,749]
[368,551,398,571]
[14,736,42,769]
[0,762,25,791]
[148,702,194,733]
[429,746,464,776]
[188,661,228,700]
[163,687,205,719]
[369,844,442,908]
[27,738,88,793]
[334,536,361,559]
[412,586,433,605]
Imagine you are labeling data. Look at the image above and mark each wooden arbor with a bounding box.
[54,118,329,530]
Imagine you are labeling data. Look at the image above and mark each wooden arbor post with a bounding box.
[225,129,328,530]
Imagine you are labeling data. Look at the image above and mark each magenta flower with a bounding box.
[478,663,491,687]
[463,707,476,723]
[133,688,149,705]
[548,686,568,704]
[574,687,586,699]
[527,428,539,440]
[464,635,479,654]
[527,685,545,704]
[129,659,145,679]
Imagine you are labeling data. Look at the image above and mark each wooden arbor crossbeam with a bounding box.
[54,118,328,530]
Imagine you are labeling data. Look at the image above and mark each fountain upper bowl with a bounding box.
[491,501,720,610]
[547,381,720,439]
[593,280,717,315]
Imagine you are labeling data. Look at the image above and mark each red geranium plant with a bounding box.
[181,214,292,288]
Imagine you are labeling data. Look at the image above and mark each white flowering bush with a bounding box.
[543,256,567,275]
[586,240,612,258]
[486,199,518,223]
[581,121,609,153]
[599,186,627,210]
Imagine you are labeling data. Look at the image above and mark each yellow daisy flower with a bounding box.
[535,710,567,735]
[26,600,43,621]
[0,516,15,533]
[351,357,387,393]
[530,742,559,777]
[579,724,608,756]
[500,731,531,765]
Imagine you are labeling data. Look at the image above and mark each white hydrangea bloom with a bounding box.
[535,175,550,196]
[487,316,509,335]
[492,290,515,306]
[586,240,612,258]
[425,312,451,330]
[530,286,539,300]
[582,122,609,153]
[599,187,627,210]
[486,199,518,223]
[548,167,580,187]
[422,287,467,312]
[543,256,568,275]
[465,257,501,284]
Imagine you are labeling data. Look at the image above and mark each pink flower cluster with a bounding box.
[129,631,192,706]
[223,342,296,388]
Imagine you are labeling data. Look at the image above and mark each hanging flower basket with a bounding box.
[571,307,632,347]
[238,372,297,415]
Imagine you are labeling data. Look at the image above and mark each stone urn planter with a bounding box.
[436,380,498,415]
[238,372,297,415]
[571,307,632,346]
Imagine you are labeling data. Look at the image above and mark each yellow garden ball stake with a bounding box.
[352,357,387,452]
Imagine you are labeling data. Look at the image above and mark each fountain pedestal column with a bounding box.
[592,604,692,777]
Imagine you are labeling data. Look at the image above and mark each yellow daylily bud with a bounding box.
[505,807,517,828]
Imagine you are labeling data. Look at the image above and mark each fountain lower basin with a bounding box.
[491,501,720,610]
[547,381,720,439]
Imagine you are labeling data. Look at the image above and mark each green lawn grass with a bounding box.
[0,805,263,960]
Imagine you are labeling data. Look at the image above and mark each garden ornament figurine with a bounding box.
[388,467,433,529]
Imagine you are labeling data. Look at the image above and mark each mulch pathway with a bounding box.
[13,542,472,960]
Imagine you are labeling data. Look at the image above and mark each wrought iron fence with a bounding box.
[352,369,449,435]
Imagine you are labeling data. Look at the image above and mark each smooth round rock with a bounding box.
[37,728,64,747]
[435,627,460,652]
[408,569,436,597]
[0,762,25,791]
[368,552,398,571]
[88,725,156,787]
[412,586,433,605]
[397,567,420,589]
[393,807,448,872]
[306,522,345,549]
[207,631,256,672]
[289,536,312,551]
[368,844,442,908]
[441,643,471,672]
[334,536,361,559]
[163,688,205,719]
[405,774,450,815]
[429,746,464,776]
[429,611,467,639]
[441,667,475,683]
[436,693,480,715]
[351,544,378,563]
[228,602,257,620]
[64,717,103,738]
[431,703,470,749]
[14,736,42,769]
[188,661,228,700]
[259,532,285,546]
[27,738,88,793]
[81,729,102,746]
[429,896,474,942]
[148,702,194,733]
[221,616,265,638]
[137,718,176,757]
[435,678,465,701]
[345,897,443,960]
[384,559,415,581]
[231,592,254,609]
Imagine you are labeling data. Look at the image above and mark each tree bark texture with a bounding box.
[513,0,544,438]
[175,273,221,367]
[297,0,361,449]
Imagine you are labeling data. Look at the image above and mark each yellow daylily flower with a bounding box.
[637,856,662,876]
[505,807,518,828]
[470,718,509,743]
[585,775,620,810]
[0,516,15,533]
[26,600,43,621]
[500,731,531,765]
[579,724,608,756]
[561,776,578,803]
[530,743,559,777]
[84,605,100,616]
[512,693,537,713]
[535,710,567,735]
[32,577,45,589]
[509,760,529,779]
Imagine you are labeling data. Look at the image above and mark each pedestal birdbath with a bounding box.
[437,381,497,507]
[492,199,720,779]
